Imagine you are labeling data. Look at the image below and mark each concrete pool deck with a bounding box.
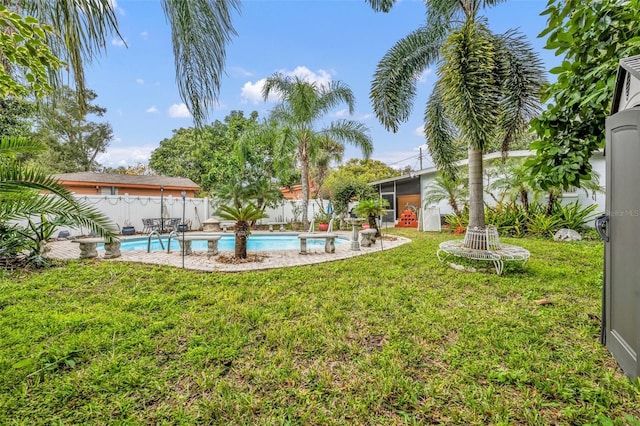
[46,231,411,272]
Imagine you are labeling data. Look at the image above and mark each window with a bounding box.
[101,186,118,196]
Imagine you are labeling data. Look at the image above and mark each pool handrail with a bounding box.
[166,231,179,253]
[147,230,165,253]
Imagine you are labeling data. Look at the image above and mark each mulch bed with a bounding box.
[215,254,267,264]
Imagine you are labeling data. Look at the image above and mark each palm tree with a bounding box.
[8,0,238,125]
[487,159,535,212]
[262,74,373,227]
[1,137,117,264]
[354,197,390,237]
[368,0,545,247]
[424,171,468,217]
[216,203,266,259]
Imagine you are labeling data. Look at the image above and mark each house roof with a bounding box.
[368,150,533,185]
[52,172,200,190]
[368,149,605,186]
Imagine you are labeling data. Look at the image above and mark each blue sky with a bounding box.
[88,0,560,171]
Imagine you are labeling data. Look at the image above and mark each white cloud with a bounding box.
[135,78,144,85]
[417,68,433,83]
[168,103,191,118]
[108,0,125,15]
[112,38,126,47]
[97,146,154,168]
[240,78,270,104]
[284,66,333,86]
[240,66,334,104]
[334,109,373,121]
[140,31,148,40]
[231,66,253,77]
[414,125,425,137]
[146,106,158,113]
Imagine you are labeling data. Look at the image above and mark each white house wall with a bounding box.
[414,151,607,222]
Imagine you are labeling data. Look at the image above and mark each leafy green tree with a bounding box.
[321,158,402,200]
[216,203,267,259]
[7,1,238,124]
[368,0,545,241]
[0,138,116,266]
[102,163,153,175]
[0,97,36,138]
[309,137,345,209]
[332,182,377,221]
[262,74,373,227]
[210,118,284,245]
[235,117,285,211]
[0,5,64,99]
[527,0,640,191]
[33,86,113,172]
[149,111,259,193]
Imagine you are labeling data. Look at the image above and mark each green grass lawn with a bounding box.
[1,230,639,425]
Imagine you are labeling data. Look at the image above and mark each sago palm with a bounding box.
[0,137,117,264]
[216,203,267,259]
[354,197,389,237]
[368,0,545,246]
[262,74,373,227]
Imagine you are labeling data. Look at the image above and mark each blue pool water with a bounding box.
[112,234,346,252]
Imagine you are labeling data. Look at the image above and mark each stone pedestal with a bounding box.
[178,239,193,255]
[345,218,365,251]
[202,218,221,232]
[359,229,378,247]
[103,240,122,259]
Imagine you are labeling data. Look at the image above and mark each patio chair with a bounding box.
[141,218,153,233]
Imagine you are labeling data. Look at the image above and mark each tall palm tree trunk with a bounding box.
[467,147,486,229]
[449,196,462,217]
[520,190,530,212]
[300,143,310,229]
[463,147,488,249]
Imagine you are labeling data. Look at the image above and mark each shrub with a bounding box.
[553,201,599,231]
[526,213,563,238]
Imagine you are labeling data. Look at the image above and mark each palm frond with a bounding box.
[365,0,398,13]
[494,29,546,153]
[0,161,117,238]
[0,191,116,238]
[216,203,267,222]
[0,137,47,157]
[439,18,499,151]
[424,84,459,179]
[262,73,294,104]
[322,120,373,159]
[24,0,123,108]
[316,81,356,116]
[162,0,240,127]
[371,26,446,132]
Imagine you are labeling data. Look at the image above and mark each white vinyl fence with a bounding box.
[51,195,332,237]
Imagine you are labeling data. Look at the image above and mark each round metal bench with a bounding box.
[436,226,530,275]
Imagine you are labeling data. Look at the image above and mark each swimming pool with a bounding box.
[113,234,346,252]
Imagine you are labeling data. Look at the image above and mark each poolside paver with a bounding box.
[46,231,411,272]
